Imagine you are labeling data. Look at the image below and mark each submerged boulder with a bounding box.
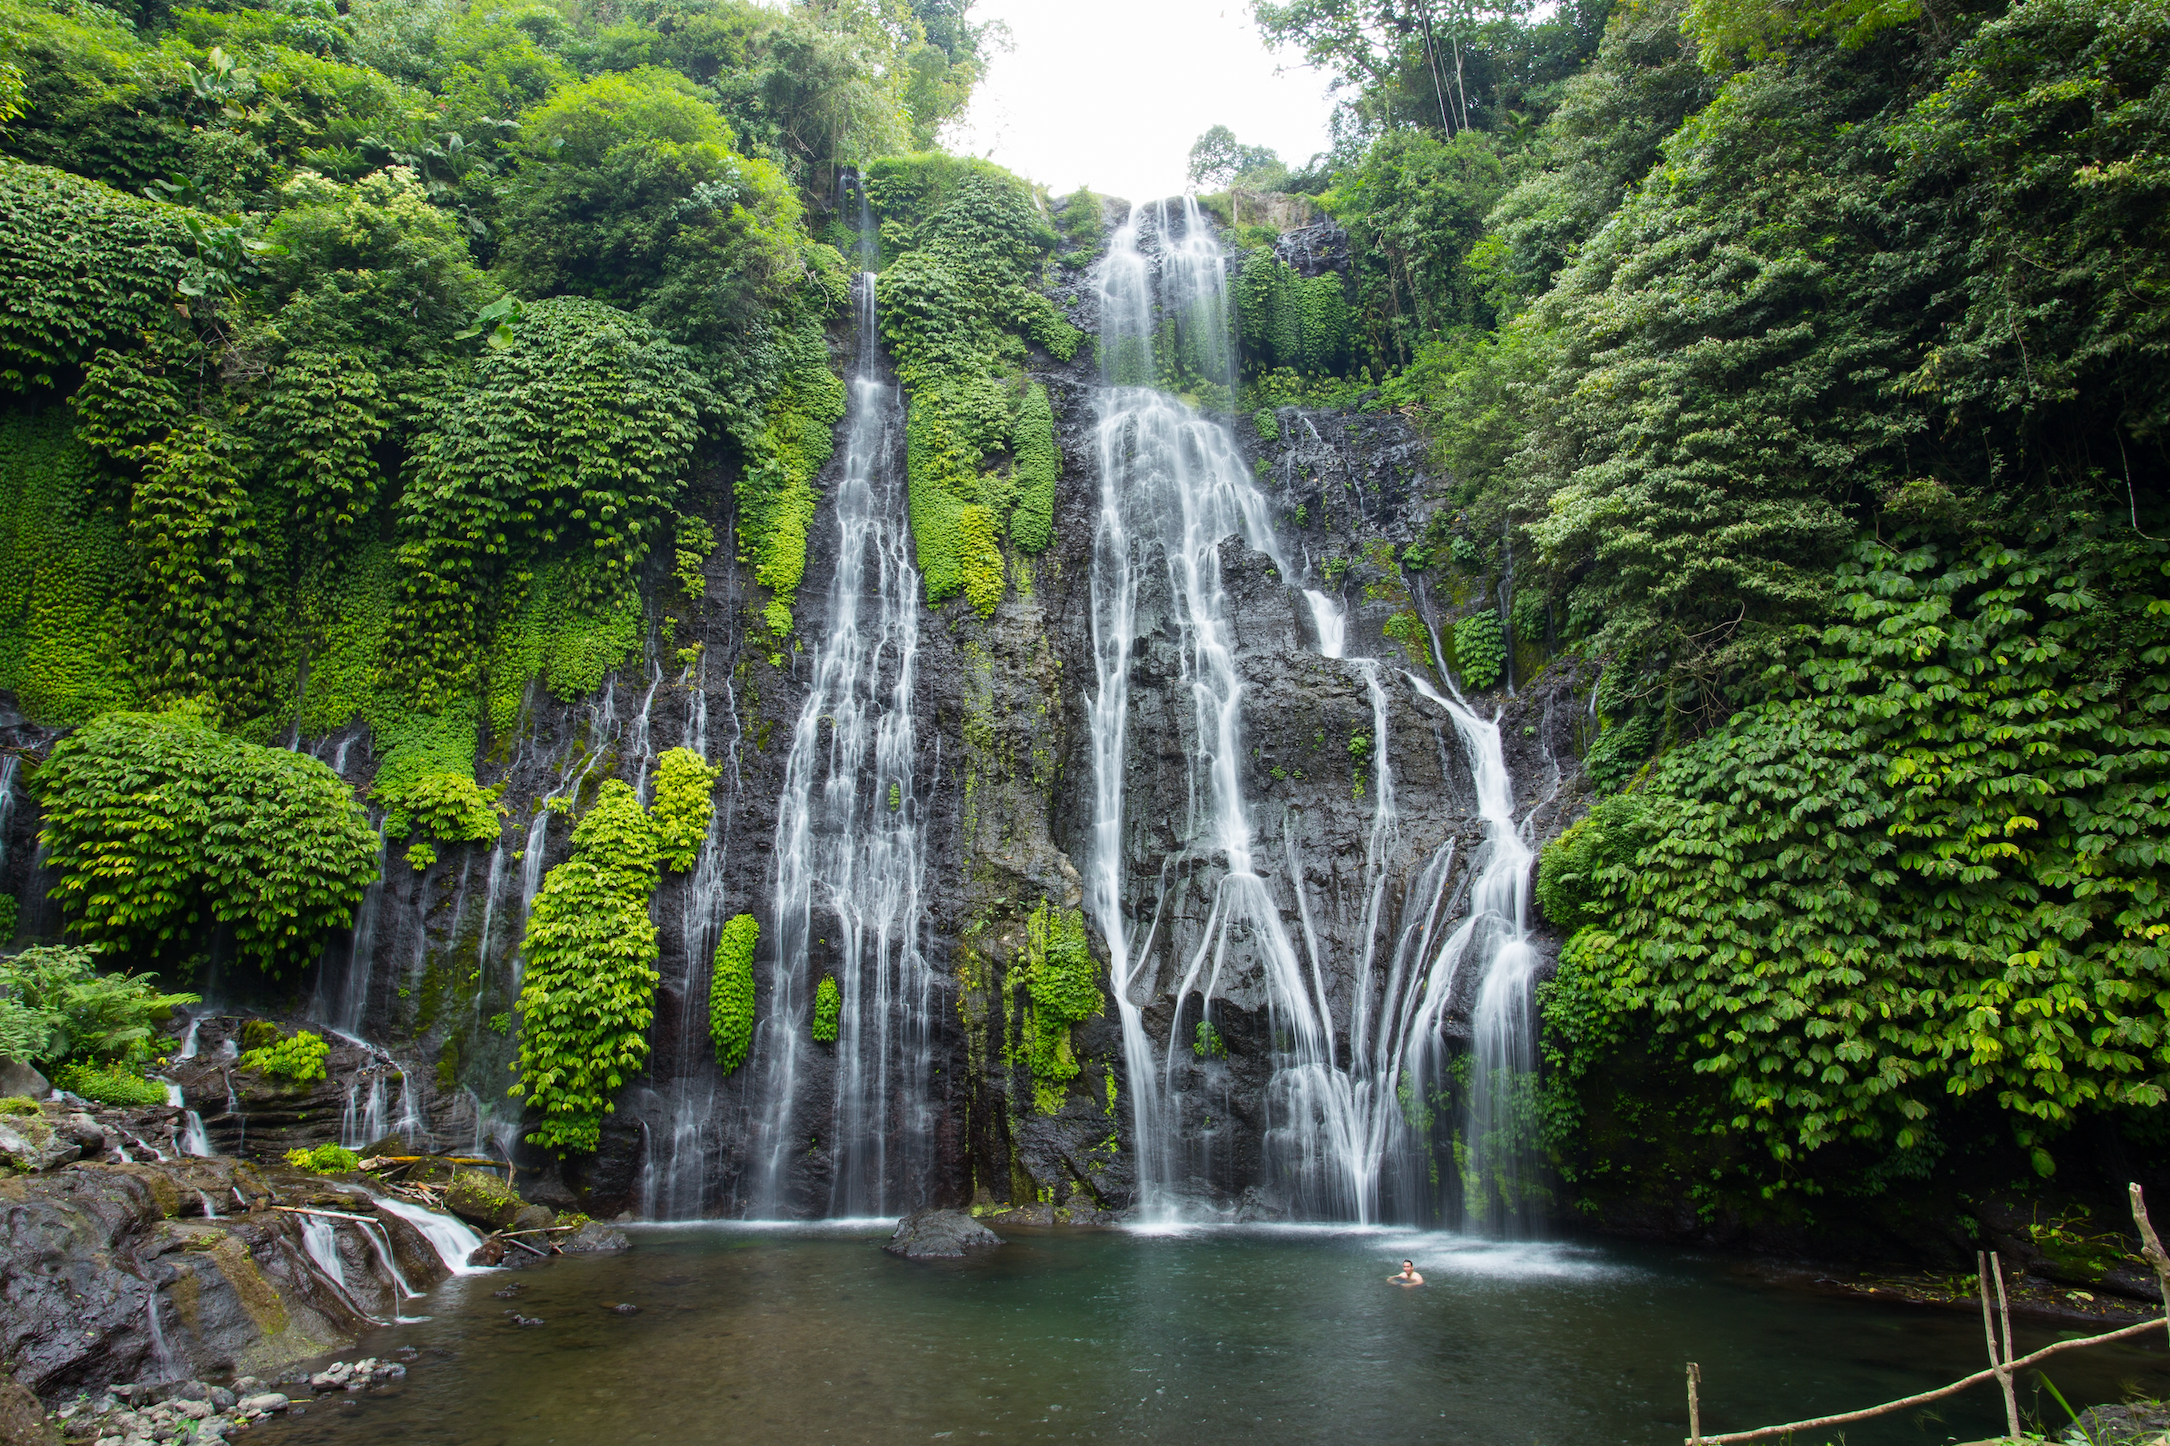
[884,1208,1003,1259]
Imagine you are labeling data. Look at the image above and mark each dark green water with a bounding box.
[252,1223,2168,1445]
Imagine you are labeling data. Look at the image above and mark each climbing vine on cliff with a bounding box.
[710,912,758,1074]
[1019,901,1098,1114]
[511,779,661,1153]
[649,746,720,872]
[871,155,1078,616]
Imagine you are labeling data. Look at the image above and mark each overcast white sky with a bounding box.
[942,0,1341,205]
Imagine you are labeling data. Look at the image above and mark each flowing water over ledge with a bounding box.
[248,1227,2166,1445]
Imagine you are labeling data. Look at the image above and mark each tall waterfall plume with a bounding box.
[1084,199,1548,1228]
[748,181,934,1218]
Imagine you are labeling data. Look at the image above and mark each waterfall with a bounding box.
[749,204,932,1218]
[327,835,387,1034]
[1088,201,1348,1220]
[646,651,729,1220]
[374,1196,490,1275]
[1401,670,1543,1233]
[627,659,663,805]
[1084,200,1547,1228]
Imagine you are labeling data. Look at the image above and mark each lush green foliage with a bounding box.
[1452,610,1506,691]
[396,296,708,704]
[0,159,188,390]
[649,746,719,872]
[34,711,379,974]
[1019,901,1098,1114]
[1543,534,2170,1173]
[238,1028,330,1081]
[0,411,136,726]
[710,911,757,1073]
[285,1142,362,1173]
[871,154,1077,615]
[1233,249,1352,379]
[811,972,840,1042]
[0,943,197,1066]
[53,1060,168,1107]
[511,780,659,1152]
[1008,383,1059,555]
[0,0,952,808]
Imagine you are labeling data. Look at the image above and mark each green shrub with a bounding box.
[811,974,840,1043]
[710,913,757,1074]
[511,780,660,1152]
[0,944,198,1067]
[649,747,720,872]
[0,1096,39,1116]
[53,1060,167,1107]
[238,1030,330,1082]
[285,1143,362,1174]
[1582,715,1656,792]
[1193,1020,1227,1059]
[35,710,379,976]
[1545,535,2170,1170]
[1535,795,1650,935]
[1453,610,1506,690]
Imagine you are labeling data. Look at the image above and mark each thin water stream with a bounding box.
[243,1225,2167,1446]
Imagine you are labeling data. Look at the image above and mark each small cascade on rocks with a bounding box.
[165,1080,212,1157]
[748,181,932,1218]
[374,1196,490,1275]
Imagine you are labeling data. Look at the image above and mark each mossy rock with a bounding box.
[442,1167,526,1230]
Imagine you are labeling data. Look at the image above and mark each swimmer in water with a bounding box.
[1388,1259,1423,1286]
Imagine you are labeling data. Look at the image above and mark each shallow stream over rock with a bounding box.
[243,1225,2170,1444]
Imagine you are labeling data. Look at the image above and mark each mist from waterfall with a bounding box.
[748,179,934,1218]
[1084,199,1546,1228]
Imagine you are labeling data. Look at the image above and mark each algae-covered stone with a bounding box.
[442,1169,524,1230]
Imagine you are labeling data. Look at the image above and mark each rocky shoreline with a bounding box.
[0,1071,629,1445]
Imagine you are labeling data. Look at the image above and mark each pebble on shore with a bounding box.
[58,1352,418,1445]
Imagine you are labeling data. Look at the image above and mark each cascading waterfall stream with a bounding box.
[1089,200,1362,1220]
[1400,669,1543,1232]
[749,185,933,1218]
[1085,200,1548,1228]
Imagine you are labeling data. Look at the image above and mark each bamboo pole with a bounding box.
[1992,1252,2021,1436]
[1693,1318,2166,1444]
[1686,1362,1702,1446]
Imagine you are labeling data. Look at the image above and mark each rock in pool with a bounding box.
[884,1208,1003,1259]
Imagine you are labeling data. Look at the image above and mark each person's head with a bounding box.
[1401,1260,1413,1272]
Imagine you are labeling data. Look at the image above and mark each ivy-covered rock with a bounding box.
[511,779,661,1153]
[709,913,757,1074]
